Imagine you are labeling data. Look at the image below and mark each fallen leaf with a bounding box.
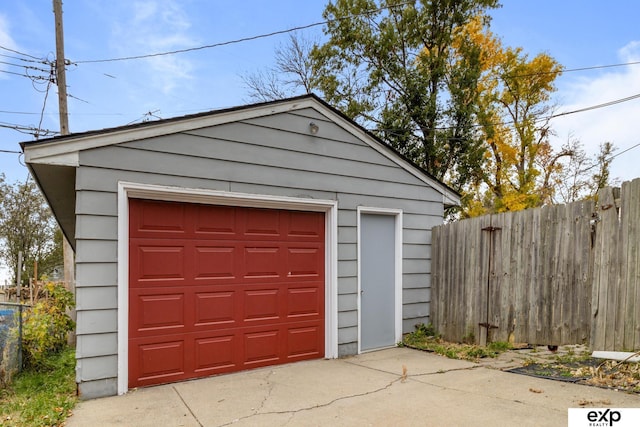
[529,388,543,394]
[577,398,611,407]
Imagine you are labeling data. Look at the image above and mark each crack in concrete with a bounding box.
[252,370,276,415]
[344,361,566,414]
[343,359,483,378]
[172,386,204,427]
[217,377,403,426]
[406,366,567,414]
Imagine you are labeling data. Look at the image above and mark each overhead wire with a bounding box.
[375,90,640,135]
[0,52,45,64]
[0,110,40,115]
[0,121,58,136]
[37,80,53,137]
[0,60,50,73]
[1,3,640,148]
[0,69,49,80]
[609,141,640,161]
[73,1,414,64]
[0,44,42,61]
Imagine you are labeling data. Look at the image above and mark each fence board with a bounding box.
[591,180,640,351]
[433,197,595,347]
[433,179,640,350]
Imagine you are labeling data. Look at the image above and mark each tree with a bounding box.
[311,0,500,190]
[243,32,318,102]
[553,140,617,204]
[0,176,62,287]
[462,22,569,215]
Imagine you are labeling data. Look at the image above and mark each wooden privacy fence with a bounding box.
[431,178,640,351]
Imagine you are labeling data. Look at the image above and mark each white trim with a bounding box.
[116,181,338,395]
[23,96,459,206]
[26,99,318,162]
[356,207,403,354]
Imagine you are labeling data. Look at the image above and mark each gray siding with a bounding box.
[73,107,445,397]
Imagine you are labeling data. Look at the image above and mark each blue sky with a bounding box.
[1,1,639,283]
[2,0,639,186]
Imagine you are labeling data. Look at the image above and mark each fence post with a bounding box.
[18,304,23,370]
[17,251,23,304]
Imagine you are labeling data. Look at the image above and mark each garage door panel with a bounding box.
[243,288,280,321]
[287,325,323,359]
[288,211,324,239]
[194,205,238,236]
[194,291,237,326]
[134,245,186,281]
[243,209,282,238]
[287,287,322,317]
[130,338,186,387]
[194,245,238,279]
[129,199,325,388]
[194,334,238,373]
[287,246,323,278]
[130,200,187,237]
[244,330,280,365]
[243,246,282,278]
[130,291,186,334]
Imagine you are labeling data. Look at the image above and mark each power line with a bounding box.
[0,60,50,73]
[0,61,49,72]
[0,45,42,61]
[37,80,53,137]
[551,92,640,119]
[0,148,22,154]
[73,1,413,64]
[0,110,40,115]
[0,52,45,64]
[0,121,58,136]
[0,69,49,80]
[610,141,640,160]
[506,60,640,79]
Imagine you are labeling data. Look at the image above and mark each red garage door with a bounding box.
[128,199,325,388]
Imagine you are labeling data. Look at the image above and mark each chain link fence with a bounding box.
[0,302,29,385]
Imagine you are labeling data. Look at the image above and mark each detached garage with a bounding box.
[22,94,459,399]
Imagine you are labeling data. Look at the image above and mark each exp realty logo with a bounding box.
[568,408,640,427]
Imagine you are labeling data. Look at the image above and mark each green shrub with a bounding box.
[414,322,439,338]
[22,283,75,370]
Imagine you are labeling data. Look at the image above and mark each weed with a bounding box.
[0,346,77,426]
[414,323,439,338]
[487,341,512,352]
[461,328,475,344]
[554,352,592,364]
[401,330,512,361]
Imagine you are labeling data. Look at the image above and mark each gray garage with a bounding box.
[22,94,459,398]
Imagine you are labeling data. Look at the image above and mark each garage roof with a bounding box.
[21,94,460,246]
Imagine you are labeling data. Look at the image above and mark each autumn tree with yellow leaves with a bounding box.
[457,19,570,216]
[245,1,613,216]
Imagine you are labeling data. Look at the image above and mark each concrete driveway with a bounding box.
[66,347,639,426]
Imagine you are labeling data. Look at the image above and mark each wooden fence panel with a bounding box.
[433,178,640,350]
[432,197,595,347]
[431,215,491,342]
[591,179,640,351]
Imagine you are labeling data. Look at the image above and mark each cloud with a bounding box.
[111,0,198,95]
[550,41,640,183]
[0,14,18,79]
[619,41,640,62]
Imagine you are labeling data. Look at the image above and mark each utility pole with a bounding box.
[53,0,75,313]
